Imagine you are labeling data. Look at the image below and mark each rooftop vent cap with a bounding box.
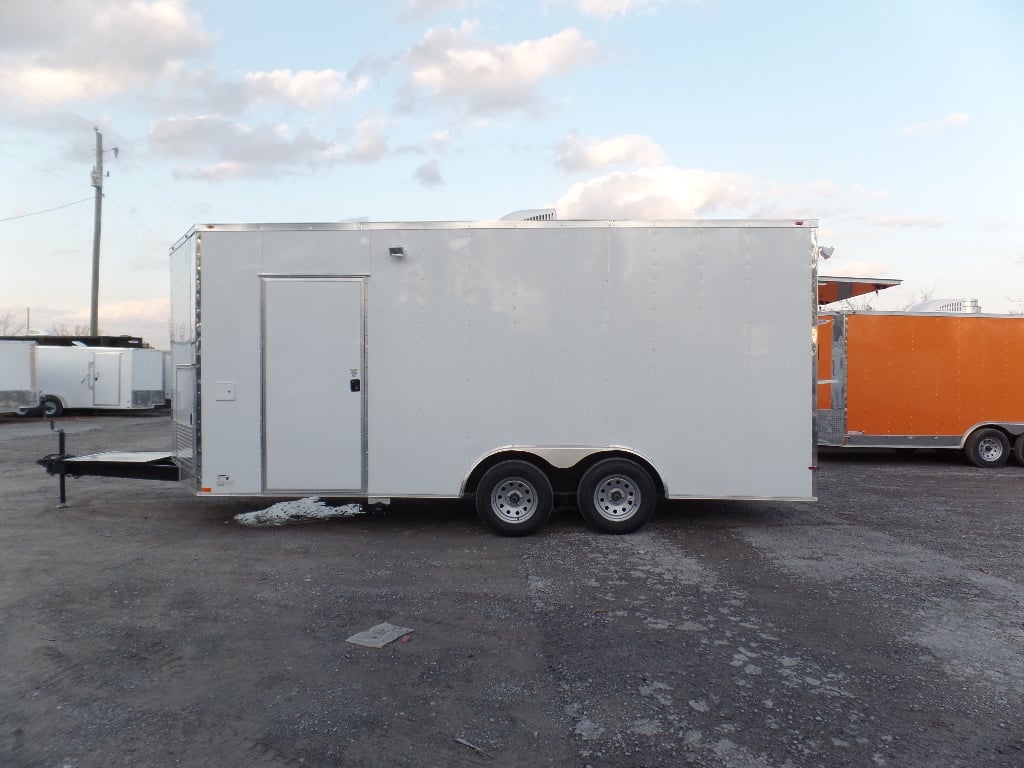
[500,208,557,221]
[906,298,981,314]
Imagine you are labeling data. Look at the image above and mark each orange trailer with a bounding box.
[817,311,1024,467]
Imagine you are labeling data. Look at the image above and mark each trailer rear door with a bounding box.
[262,277,365,492]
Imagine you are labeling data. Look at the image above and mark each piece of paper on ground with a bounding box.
[346,622,414,648]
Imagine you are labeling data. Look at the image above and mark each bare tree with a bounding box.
[837,295,876,312]
[0,309,26,335]
[902,284,936,310]
[49,324,92,336]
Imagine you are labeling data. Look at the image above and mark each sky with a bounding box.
[1,0,1022,349]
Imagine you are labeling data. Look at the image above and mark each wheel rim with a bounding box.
[592,474,641,521]
[978,437,1004,462]
[43,400,58,416]
[490,477,538,524]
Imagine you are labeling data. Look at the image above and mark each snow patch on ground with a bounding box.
[233,498,365,527]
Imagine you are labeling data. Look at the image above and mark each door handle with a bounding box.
[350,379,361,392]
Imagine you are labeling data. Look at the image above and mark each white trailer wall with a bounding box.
[35,346,97,409]
[0,340,38,413]
[125,349,166,408]
[176,221,816,500]
[35,346,166,411]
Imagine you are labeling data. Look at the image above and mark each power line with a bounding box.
[0,148,87,190]
[0,71,193,241]
[105,194,173,243]
[0,70,96,130]
[120,158,194,219]
[0,196,93,222]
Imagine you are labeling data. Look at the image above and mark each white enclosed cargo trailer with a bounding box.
[33,346,166,416]
[167,219,820,535]
[0,340,39,413]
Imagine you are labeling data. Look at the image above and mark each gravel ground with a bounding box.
[0,412,1021,768]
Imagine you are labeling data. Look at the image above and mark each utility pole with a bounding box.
[89,128,103,336]
[89,128,118,337]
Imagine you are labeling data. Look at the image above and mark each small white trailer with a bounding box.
[0,340,39,414]
[33,345,166,416]
[157,218,821,535]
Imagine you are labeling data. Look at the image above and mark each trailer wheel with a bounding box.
[475,460,553,537]
[964,428,1010,468]
[577,458,656,534]
[40,396,64,418]
[1014,435,1024,467]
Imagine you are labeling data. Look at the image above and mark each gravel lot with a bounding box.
[1,412,1021,768]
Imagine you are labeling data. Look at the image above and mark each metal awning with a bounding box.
[818,276,902,305]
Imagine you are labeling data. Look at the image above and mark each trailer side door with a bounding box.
[92,352,122,406]
[261,277,366,492]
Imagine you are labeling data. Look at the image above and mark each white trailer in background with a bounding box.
[0,340,39,414]
[33,346,166,416]
[164,219,822,536]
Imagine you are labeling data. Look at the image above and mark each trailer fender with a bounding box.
[957,422,1024,447]
[460,446,664,497]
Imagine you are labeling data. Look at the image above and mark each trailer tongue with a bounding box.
[40,451,178,481]
[38,426,178,506]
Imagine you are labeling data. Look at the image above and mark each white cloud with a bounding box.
[405,22,599,114]
[851,183,889,201]
[0,4,367,119]
[149,113,397,177]
[100,297,171,323]
[0,0,209,104]
[861,215,947,228]
[244,69,369,109]
[394,144,429,156]
[149,115,336,179]
[342,117,391,163]
[901,112,970,136]
[822,261,894,279]
[556,0,673,19]
[553,167,921,224]
[157,64,370,118]
[430,130,452,151]
[986,218,1021,232]
[555,132,665,172]
[415,160,445,188]
[556,166,753,219]
[401,0,478,19]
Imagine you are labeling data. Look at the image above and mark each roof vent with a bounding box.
[500,208,557,221]
[906,298,981,313]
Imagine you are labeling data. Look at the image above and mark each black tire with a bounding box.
[475,460,553,537]
[964,428,1010,468]
[577,458,657,534]
[39,396,64,418]
[1013,434,1024,467]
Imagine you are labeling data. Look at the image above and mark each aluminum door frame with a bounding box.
[260,275,367,494]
